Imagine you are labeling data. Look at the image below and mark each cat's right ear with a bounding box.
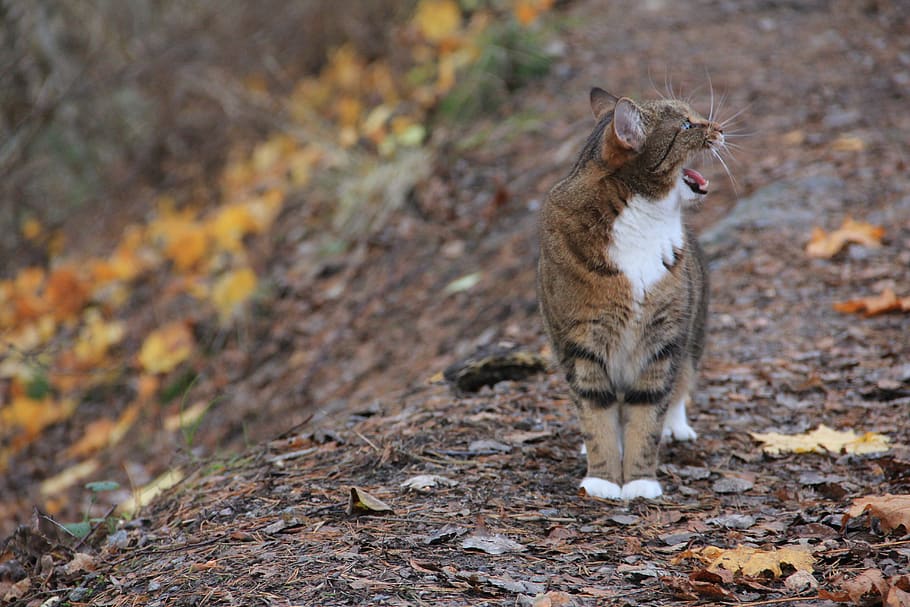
[613,97,645,152]
[611,98,645,152]
[590,87,618,121]
[599,97,645,168]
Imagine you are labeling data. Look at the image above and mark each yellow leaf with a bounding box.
[118,467,184,516]
[0,394,77,439]
[336,95,363,129]
[413,0,462,43]
[39,459,100,496]
[209,204,257,252]
[66,403,140,458]
[73,310,125,367]
[750,424,890,456]
[163,400,211,433]
[326,44,365,93]
[830,136,865,152]
[211,268,257,321]
[806,216,884,258]
[675,545,815,577]
[165,225,209,272]
[21,217,43,240]
[138,321,195,374]
[246,189,285,232]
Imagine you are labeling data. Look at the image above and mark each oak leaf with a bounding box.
[806,216,884,258]
[845,494,910,534]
[750,424,890,456]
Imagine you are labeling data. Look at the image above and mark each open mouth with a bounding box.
[682,168,709,195]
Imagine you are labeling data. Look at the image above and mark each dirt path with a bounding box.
[4,0,910,604]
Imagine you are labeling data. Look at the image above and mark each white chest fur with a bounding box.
[607,185,684,302]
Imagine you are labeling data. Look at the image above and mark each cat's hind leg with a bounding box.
[661,359,698,442]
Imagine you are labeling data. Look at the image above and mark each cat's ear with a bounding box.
[611,98,645,151]
[590,87,618,121]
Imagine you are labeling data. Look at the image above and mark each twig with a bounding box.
[72,504,118,551]
[730,596,826,607]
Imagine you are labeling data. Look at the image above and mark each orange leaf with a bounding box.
[834,288,910,317]
[165,227,209,272]
[138,321,195,374]
[806,216,884,258]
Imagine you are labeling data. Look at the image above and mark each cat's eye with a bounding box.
[682,119,693,130]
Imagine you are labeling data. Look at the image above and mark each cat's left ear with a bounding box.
[590,87,618,121]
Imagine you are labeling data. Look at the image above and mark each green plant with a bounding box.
[439,19,553,122]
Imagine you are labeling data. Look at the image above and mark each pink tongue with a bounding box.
[683,168,707,187]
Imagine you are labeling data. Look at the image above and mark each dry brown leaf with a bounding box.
[845,494,910,533]
[843,569,890,603]
[834,287,910,317]
[347,487,394,515]
[806,216,884,258]
[64,552,97,575]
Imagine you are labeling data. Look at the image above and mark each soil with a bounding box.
[3,0,910,605]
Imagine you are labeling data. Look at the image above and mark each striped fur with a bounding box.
[538,89,719,500]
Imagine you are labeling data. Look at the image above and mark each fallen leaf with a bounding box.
[64,552,97,575]
[45,266,90,320]
[163,400,211,433]
[830,135,866,152]
[461,532,526,555]
[118,467,184,515]
[444,271,482,294]
[40,459,100,496]
[347,487,394,515]
[532,590,574,607]
[211,268,258,321]
[845,494,910,534]
[834,287,910,317]
[674,545,815,578]
[138,321,195,374]
[750,424,890,456]
[400,474,459,492]
[806,216,884,258]
[413,0,462,43]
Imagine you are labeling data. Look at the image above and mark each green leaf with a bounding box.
[85,480,120,493]
[62,521,92,539]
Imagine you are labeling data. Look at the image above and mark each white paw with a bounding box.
[621,479,663,500]
[662,398,698,442]
[580,442,587,456]
[580,477,622,500]
[662,421,698,442]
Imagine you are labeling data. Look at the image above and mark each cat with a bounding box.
[537,87,722,500]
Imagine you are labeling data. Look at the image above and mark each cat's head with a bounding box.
[588,87,724,201]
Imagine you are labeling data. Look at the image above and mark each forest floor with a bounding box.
[3,0,910,605]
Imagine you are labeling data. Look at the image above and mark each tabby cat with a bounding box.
[537,87,722,500]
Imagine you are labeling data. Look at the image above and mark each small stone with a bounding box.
[707,514,756,529]
[712,477,754,494]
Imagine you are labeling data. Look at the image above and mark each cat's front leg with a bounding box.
[621,401,665,499]
[574,388,623,500]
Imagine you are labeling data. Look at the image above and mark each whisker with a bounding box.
[721,132,756,139]
[719,102,752,128]
[706,69,715,123]
[711,147,738,193]
[648,65,667,100]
